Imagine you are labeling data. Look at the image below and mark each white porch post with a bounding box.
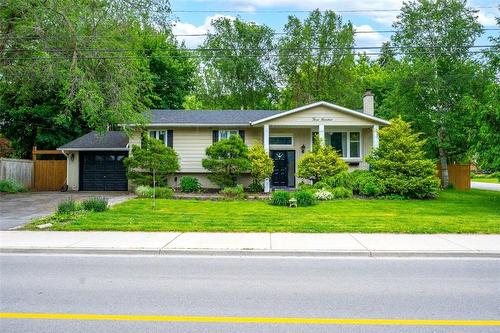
[372,125,379,149]
[263,124,270,193]
[318,124,325,144]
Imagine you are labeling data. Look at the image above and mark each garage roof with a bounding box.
[58,131,129,151]
[147,109,284,125]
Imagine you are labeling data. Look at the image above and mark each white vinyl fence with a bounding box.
[0,158,34,189]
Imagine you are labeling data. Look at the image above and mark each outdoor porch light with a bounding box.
[301,144,306,153]
[69,153,75,161]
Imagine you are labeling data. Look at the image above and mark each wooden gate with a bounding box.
[32,148,67,191]
[437,163,471,190]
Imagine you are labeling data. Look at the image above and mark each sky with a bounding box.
[170,0,499,53]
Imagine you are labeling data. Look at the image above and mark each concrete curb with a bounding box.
[2,247,500,258]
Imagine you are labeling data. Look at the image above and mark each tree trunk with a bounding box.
[438,128,449,188]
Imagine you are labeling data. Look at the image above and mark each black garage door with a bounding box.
[80,151,128,191]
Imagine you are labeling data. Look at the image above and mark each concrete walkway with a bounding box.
[472,181,500,191]
[1,231,499,257]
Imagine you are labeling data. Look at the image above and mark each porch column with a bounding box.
[372,125,379,149]
[263,124,270,193]
[318,124,325,144]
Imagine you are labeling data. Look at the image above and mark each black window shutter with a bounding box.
[167,130,173,148]
[238,130,245,143]
[212,130,219,143]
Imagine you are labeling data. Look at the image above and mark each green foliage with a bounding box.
[202,135,250,187]
[270,190,290,206]
[134,185,173,199]
[57,198,78,214]
[326,171,353,189]
[331,187,353,199]
[135,185,154,198]
[0,179,26,193]
[297,137,348,183]
[247,182,264,193]
[196,17,278,109]
[293,190,317,207]
[81,196,108,212]
[220,185,245,200]
[360,181,385,197]
[124,136,180,187]
[314,188,333,200]
[155,187,174,199]
[248,143,274,189]
[367,117,440,199]
[180,176,201,193]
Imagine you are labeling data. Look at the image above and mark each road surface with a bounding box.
[1,254,499,332]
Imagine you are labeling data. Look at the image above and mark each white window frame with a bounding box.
[269,134,294,147]
[327,131,362,159]
[149,130,167,145]
[219,129,239,140]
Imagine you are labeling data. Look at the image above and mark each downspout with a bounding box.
[60,149,70,190]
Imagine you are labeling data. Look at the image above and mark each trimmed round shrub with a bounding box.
[180,176,201,192]
[270,190,290,206]
[220,184,245,200]
[155,187,174,199]
[82,196,108,212]
[331,187,353,199]
[293,190,317,207]
[0,179,26,193]
[314,188,333,200]
[327,171,353,189]
[57,198,78,214]
[247,182,264,193]
[135,185,154,198]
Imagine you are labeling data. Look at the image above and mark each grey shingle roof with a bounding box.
[149,109,284,125]
[59,131,128,150]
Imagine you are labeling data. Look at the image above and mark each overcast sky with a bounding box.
[170,0,499,52]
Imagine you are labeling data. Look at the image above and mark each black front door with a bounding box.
[271,150,288,187]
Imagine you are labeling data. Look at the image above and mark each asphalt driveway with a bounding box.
[471,182,500,191]
[0,191,132,230]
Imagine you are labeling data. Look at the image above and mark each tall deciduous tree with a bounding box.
[196,17,278,110]
[277,10,358,109]
[386,0,483,187]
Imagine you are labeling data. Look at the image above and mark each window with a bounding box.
[326,131,361,159]
[269,135,293,146]
[149,130,166,145]
[219,130,239,140]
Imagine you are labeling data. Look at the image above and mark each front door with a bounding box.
[271,150,289,187]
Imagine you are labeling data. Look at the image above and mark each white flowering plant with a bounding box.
[314,188,333,200]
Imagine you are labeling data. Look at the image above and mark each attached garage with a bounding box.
[59,131,129,191]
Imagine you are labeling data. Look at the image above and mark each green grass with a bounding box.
[471,178,499,184]
[26,189,500,234]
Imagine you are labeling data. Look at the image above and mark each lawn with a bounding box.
[471,178,499,184]
[27,189,500,233]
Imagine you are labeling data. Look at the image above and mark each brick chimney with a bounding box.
[363,90,374,116]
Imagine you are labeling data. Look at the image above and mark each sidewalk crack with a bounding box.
[437,234,475,251]
[349,234,370,251]
[159,232,184,254]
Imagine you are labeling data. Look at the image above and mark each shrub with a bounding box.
[314,188,333,200]
[135,185,154,198]
[297,136,348,183]
[180,176,201,192]
[247,182,264,193]
[270,190,290,206]
[293,190,317,207]
[0,179,26,193]
[327,171,353,189]
[220,184,245,200]
[331,187,353,199]
[313,180,330,190]
[360,180,385,197]
[155,187,174,199]
[81,196,108,212]
[57,198,78,214]
[298,183,314,191]
[248,143,274,190]
[351,170,374,194]
[366,117,440,199]
[202,135,250,187]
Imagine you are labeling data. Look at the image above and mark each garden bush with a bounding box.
[331,187,353,199]
[293,190,317,207]
[326,171,353,189]
[57,198,78,214]
[135,185,154,198]
[81,196,108,212]
[180,176,201,192]
[313,180,330,190]
[298,182,314,191]
[360,180,385,197]
[220,184,245,200]
[314,188,333,200]
[247,182,264,193]
[135,185,173,199]
[270,190,290,206]
[0,179,26,193]
[155,187,174,199]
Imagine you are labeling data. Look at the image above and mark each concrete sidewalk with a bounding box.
[1,231,500,257]
[472,181,500,192]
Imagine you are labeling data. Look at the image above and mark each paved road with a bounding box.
[472,181,500,192]
[0,192,130,230]
[1,254,499,333]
